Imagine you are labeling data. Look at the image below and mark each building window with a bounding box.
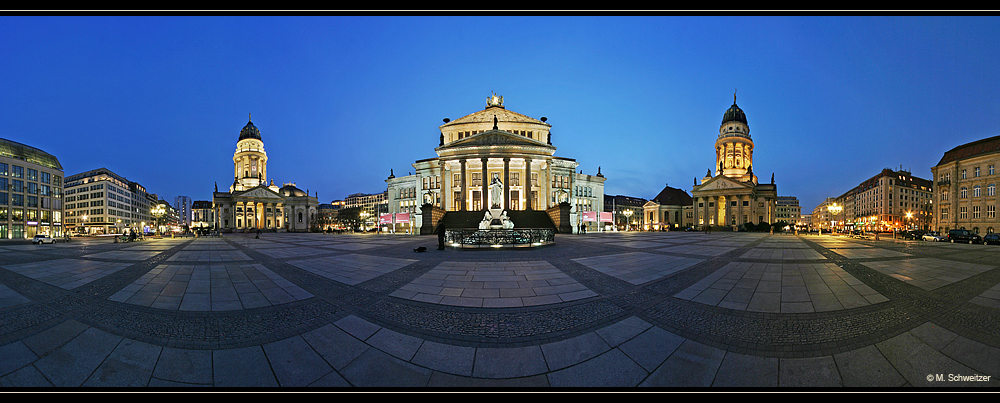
[989,184,996,197]
[987,205,996,219]
[961,187,968,198]
[991,165,996,176]
[974,186,981,198]
[941,208,948,219]
[960,206,967,219]
[962,170,967,179]
[975,167,981,177]
[973,205,981,219]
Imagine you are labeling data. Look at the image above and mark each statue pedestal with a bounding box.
[489,208,504,229]
[480,209,514,230]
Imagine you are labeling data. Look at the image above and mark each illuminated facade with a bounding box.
[0,138,64,239]
[386,94,605,232]
[64,167,154,235]
[213,116,318,232]
[836,168,933,232]
[641,184,694,230]
[932,135,999,234]
[691,94,777,228]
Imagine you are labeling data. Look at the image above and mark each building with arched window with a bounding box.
[691,93,777,229]
[212,116,318,232]
[386,94,605,232]
[932,134,1000,235]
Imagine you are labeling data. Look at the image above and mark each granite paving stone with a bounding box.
[0,232,998,389]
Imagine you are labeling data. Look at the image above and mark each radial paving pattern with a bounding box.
[1,231,1000,388]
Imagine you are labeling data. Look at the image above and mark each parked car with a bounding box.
[983,233,1000,246]
[922,231,945,242]
[948,229,982,244]
[32,234,57,244]
[900,230,925,240]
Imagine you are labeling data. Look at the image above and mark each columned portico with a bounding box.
[213,116,318,233]
[386,95,606,232]
[692,94,777,229]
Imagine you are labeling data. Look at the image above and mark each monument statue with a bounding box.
[500,211,514,229]
[479,210,493,230]
[490,176,503,209]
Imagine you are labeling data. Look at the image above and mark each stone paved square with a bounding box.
[285,253,417,285]
[2,232,999,388]
[861,258,995,291]
[572,252,704,284]
[391,261,596,307]
[675,262,888,312]
[2,258,134,289]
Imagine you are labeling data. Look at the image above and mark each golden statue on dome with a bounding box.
[487,92,504,108]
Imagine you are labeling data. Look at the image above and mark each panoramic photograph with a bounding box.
[1,14,999,390]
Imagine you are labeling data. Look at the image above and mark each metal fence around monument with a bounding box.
[445,228,555,248]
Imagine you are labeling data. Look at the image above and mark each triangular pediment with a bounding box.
[233,185,284,200]
[696,175,753,192]
[437,130,555,151]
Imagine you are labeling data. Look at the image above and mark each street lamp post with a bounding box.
[151,204,166,236]
[827,203,843,235]
[623,209,633,231]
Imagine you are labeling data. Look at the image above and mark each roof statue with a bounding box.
[487,92,503,108]
[493,115,498,130]
[771,173,774,184]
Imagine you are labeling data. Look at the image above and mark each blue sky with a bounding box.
[2,15,998,213]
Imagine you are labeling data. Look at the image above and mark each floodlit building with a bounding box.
[776,196,801,224]
[642,184,694,231]
[691,93,777,229]
[64,167,154,235]
[212,116,319,232]
[0,138,64,239]
[932,135,1000,234]
[837,168,933,232]
[191,200,214,231]
[606,194,647,231]
[386,94,606,233]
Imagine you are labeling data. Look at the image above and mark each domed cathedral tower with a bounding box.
[231,114,269,193]
[715,91,757,184]
[214,115,318,233]
[692,92,777,229]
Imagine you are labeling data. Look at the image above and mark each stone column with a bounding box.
[721,196,728,227]
[737,195,743,227]
[503,157,510,211]
[481,157,489,211]
[460,159,467,211]
[525,157,533,210]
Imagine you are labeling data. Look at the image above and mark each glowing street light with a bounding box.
[151,204,166,236]
[827,203,842,234]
